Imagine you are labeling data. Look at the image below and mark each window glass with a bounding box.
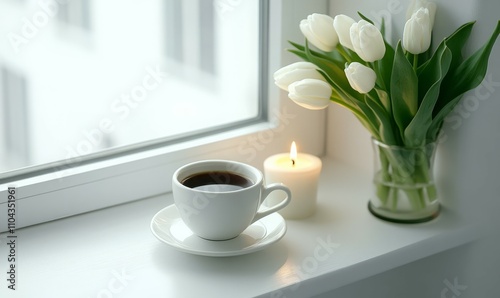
[0,0,262,177]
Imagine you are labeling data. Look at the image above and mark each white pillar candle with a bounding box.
[263,142,322,219]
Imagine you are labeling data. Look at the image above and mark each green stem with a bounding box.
[329,97,381,140]
[329,97,366,123]
[413,54,418,71]
[372,61,387,90]
[373,143,437,211]
[413,147,438,203]
[375,149,392,206]
[336,45,352,63]
[366,90,385,112]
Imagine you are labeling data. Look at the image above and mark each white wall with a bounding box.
[325,0,500,297]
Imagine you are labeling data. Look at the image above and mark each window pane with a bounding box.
[0,0,263,177]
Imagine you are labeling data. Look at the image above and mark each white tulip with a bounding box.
[300,13,338,52]
[333,14,356,51]
[344,62,377,94]
[273,62,325,92]
[406,0,436,27]
[350,20,386,62]
[288,79,332,110]
[403,8,432,54]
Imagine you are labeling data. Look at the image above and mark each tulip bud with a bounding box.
[350,20,386,62]
[403,8,432,54]
[273,62,326,92]
[288,79,332,110]
[406,0,436,28]
[300,13,338,52]
[333,14,356,51]
[344,62,377,94]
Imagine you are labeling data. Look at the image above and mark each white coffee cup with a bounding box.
[172,160,292,240]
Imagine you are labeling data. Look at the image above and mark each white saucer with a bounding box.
[150,204,287,257]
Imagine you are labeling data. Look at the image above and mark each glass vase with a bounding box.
[368,139,440,223]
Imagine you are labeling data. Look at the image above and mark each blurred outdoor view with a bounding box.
[0,0,261,176]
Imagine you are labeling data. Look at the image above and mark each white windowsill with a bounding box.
[0,157,476,298]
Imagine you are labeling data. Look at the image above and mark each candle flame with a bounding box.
[290,141,297,166]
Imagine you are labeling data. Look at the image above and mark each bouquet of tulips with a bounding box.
[274,0,500,216]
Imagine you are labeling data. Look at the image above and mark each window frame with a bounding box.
[0,0,329,232]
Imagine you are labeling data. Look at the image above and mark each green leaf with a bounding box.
[374,88,391,114]
[443,22,475,73]
[436,20,500,113]
[353,114,381,140]
[288,49,308,61]
[316,68,362,110]
[298,41,382,139]
[371,89,403,145]
[376,40,395,92]
[288,49,311,62]
[380,17,386,38]
[390,41,419,144]
[335,43,363,64]
[287,44,380,137]
[356,100,382,139]
[327,47,347,62]
[417,22,474,76]
[357,12,374,25]
[426,94,463,141]
[404,46,452,147]
[365,94,398,145]
[289,40,345,63]
[288,49,346,86]
[328,94,379,138]
[418,42,452,104]
[303,40,364,103]
[288,40,305,51]
[425,22,499,141]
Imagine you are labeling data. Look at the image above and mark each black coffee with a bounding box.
[181,171,253,192]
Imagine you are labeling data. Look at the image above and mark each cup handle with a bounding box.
[251,183,291,224]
